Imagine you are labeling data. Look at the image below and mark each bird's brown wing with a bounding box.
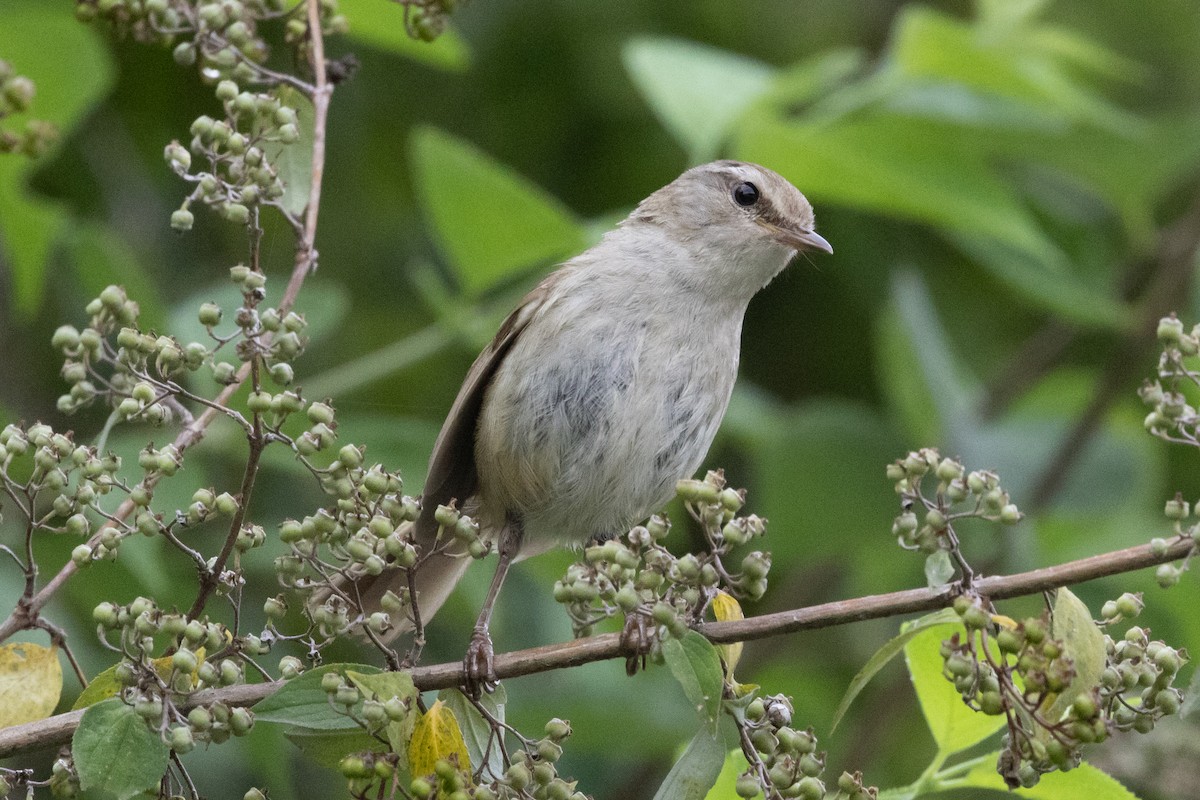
[415,272,562,542]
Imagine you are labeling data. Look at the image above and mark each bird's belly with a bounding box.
[475,331,736,547]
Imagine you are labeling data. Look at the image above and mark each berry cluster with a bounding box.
[887,449,1021,586]
[941,593,1188,789]
[167,79,301,231]
[73,0,348,81]
[553,470,771,639]
[732,693,874,800]
[0,60,56,157]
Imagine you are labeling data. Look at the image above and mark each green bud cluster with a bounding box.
[554,470,769,640]
[0,422,126,554]
[889,449,1021,553]
[168,79,305,231]
[940,595,1188,789]
[75,0,276,81]
[0,60,58,158]
[734,693,867,800]
[280,412,422,639]
[470,717,587,800]
[88,592,260,747]
[48,756,80,799]
[52,285,220,422]
[399,0,458,42]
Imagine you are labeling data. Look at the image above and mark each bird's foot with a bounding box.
[463,625,498,698]
[620,610,655,676]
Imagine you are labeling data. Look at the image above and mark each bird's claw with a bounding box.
[463,625,498,698]
[620,611,655,676]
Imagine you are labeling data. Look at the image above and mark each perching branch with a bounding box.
[0,535,1190,759]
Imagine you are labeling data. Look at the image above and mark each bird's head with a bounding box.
[626,160,832,301]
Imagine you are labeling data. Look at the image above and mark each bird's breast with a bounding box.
[474,298,742,548]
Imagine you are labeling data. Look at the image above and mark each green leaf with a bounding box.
[440,686,506,781]
[253,663,381,730]
[830,608,960,732]
[889,6,1142,133]
[409,126,587,296]
[924,550,956,588]
[905,623,1007,755]
[663,631,725,730]
[947,233,1132,331]
[0,2,113,316]
[736,111,1063,268]
[284,726,389,769]
[702,748,751,800]
[263,86,314,218]
[956,751,1139,799]
[339,0,469,71]
[1181,660,1200,719]
[1044,588,1106,722]
[652,723,728,800]
[623,37,773,162]
[346,669,417,704]
[73,699,170,800]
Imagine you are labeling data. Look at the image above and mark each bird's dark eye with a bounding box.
[732,181,760,207]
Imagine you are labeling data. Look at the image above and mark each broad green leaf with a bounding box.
[408,699,471,778]
[623,37,773,161]
[830,608,959,732]
[347,668,420,761]
[440,685,506,781]
[346,669,417,704]
[409,126,587,296]
[1043,588,1106,722]
[948,233,1132,331]
[703,748,752,800]
[254,663,381,730]
[956,751,1138,799]
[764,48,866,108]
[889,6,1141,133]
[1181,661,1200,719]
[925,550,956,588]
[663,631,725,730]
[0,2,112,315]
[284,726,389,769]
[652,724,728,800]
[905,623,1007,755]
[73,699,170,800]
[263,87,315,217]
[736,111,1063,268]
[339,0,469,71]
[0,642,62,725]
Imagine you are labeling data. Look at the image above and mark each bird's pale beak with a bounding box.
[773,226,833,255]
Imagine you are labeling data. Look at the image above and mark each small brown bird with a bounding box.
[341,160,831,689]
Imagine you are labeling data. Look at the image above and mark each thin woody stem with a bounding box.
[0,535,1190,758]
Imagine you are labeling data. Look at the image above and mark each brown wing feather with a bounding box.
[414,273,561,543]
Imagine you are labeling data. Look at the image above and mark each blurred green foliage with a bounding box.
[3,0,1200,797]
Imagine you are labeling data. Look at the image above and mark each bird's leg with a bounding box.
[619,608,655,676]
[463,525,521,697]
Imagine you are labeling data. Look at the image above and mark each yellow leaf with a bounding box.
[991,614,1018,629]
[407,700,471,779]
[0,642,63,726]
[711,591,744,677]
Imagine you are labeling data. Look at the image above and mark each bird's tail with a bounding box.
[311,521,473,643]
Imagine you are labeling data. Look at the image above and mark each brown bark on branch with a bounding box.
[0,536,1190,760]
